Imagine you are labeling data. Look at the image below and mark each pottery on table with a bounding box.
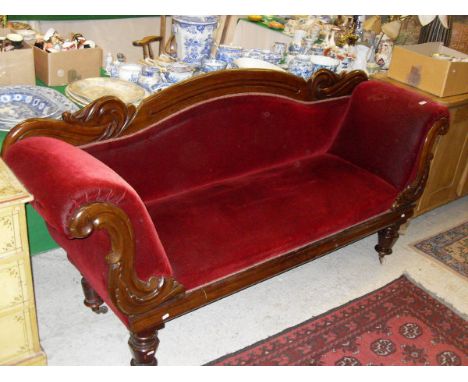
[172,15,219,66]
[263,51,283,65]
[272,42,287,57]
[117,63,142,83]
[0,86,78,131]
[6,33,23,49]
[243,48,264,60]
[310,55,340,73]
[288,54,314,79]
[215,44,243,67]
[137,66,161,92]
[201,58,227,72]
[165,62,195,83]
[66,77,146,106]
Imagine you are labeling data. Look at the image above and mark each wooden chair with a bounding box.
[132,16,167,59]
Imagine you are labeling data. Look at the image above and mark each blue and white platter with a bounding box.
[0,85,79,131]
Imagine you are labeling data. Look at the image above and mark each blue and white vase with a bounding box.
[172,16,219,66]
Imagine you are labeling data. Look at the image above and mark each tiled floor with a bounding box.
[31,197,468,365]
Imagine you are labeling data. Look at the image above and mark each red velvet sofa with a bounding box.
[2,69,449,365]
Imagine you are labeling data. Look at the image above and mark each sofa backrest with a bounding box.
[330,81,449,191]
[84,94,350,202]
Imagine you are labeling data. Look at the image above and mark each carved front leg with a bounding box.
[375,224,400,263]
[129,327,163,366]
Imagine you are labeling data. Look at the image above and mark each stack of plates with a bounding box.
[0,86,79,132]
[65,77,146,107]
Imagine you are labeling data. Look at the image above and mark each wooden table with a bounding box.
[373,73,468,216]
[0,158,46,365]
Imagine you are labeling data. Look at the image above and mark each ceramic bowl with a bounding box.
[201,58,227,72]
[165,62,194,83]
[216,44,243,65]
[310,55,340,73]
[6,33,23,49]
[118,64,142,83]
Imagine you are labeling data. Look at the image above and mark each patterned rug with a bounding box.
[208,276,467,366]
[412,221,467,278]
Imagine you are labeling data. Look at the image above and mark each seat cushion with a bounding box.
[145,154,399,290]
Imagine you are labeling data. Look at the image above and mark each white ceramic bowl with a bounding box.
[118,64,142,83]
[310,55,340,72]
[233,57,286,72]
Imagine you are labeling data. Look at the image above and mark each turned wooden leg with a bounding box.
[375,224,400,263]
[80,277,108,314]
[128,326,163,366]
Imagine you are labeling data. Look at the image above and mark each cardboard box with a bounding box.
[33,46,102,86]
[388,42,468,97]
[0,41,35,86]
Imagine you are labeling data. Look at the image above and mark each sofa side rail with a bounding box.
[3,136,184,317]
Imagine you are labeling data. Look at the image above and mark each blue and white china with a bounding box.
[172,15,219,66]
[288,42,302,55]
[272,42,287,57]
[165,62,195,83]
[338,56,354,71]
[0,86,79,131]
[310,45,325,56]
[215,44,243,67]
[264,52,282,65]
[302,38,316,54]
[201,58,227,72]
[310,55,340,73]
[243,48,264,60]
[288,55,314,79]
[117,63,142,83]
[137,66,161,92]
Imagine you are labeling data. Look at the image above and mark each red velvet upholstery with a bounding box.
[3,80,449,326]
[4,137,173,324]
[331,81,449,191]
[147,153,398,289]
[84,95,350,201]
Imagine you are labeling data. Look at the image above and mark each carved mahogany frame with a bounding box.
[0,69,449,365]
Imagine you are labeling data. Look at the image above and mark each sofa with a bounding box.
[2,69,449,365]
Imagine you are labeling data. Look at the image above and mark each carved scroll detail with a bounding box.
[308,69,369,100]
[68,202,185,316]
[392,118,449,210]
[1,96,136,157]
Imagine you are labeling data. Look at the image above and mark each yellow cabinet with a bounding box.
[0,159,46,365]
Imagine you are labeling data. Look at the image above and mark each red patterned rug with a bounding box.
[208,276,467,365]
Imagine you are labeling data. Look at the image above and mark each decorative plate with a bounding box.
[0,86,79,132]
[66,77,146,106]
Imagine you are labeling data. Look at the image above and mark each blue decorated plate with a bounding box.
[0,86,79,131]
